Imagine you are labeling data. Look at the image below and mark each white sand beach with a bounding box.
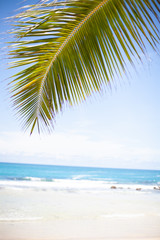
[0,186,160,240]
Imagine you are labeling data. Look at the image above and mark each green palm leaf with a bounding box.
[9,0,159,133]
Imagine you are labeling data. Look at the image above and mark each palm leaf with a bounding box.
[8,0,160,133]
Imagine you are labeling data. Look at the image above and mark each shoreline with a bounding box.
[0,179,160,193]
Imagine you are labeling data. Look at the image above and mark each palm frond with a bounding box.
[9,0,160,133]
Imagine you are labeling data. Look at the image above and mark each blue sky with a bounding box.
[0,0,160,169]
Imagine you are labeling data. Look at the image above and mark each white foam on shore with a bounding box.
[101,213,145,219]
[24,177,44,181]
[0,179,158,193]
[0,217,43,222]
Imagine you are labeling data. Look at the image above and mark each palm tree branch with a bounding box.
[34,0,112,122]
[9,0,160,133]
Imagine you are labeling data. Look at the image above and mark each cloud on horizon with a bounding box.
[0,131,160,169]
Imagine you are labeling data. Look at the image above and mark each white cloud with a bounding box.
[0,130,160,169]
[0,131,124,159]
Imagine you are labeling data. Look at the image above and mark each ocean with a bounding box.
[0,162,160,192]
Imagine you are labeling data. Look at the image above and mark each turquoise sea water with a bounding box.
[0,162,160,186]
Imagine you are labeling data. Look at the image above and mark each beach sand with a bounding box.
[0,187,160,240]
[1,219,160,240]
